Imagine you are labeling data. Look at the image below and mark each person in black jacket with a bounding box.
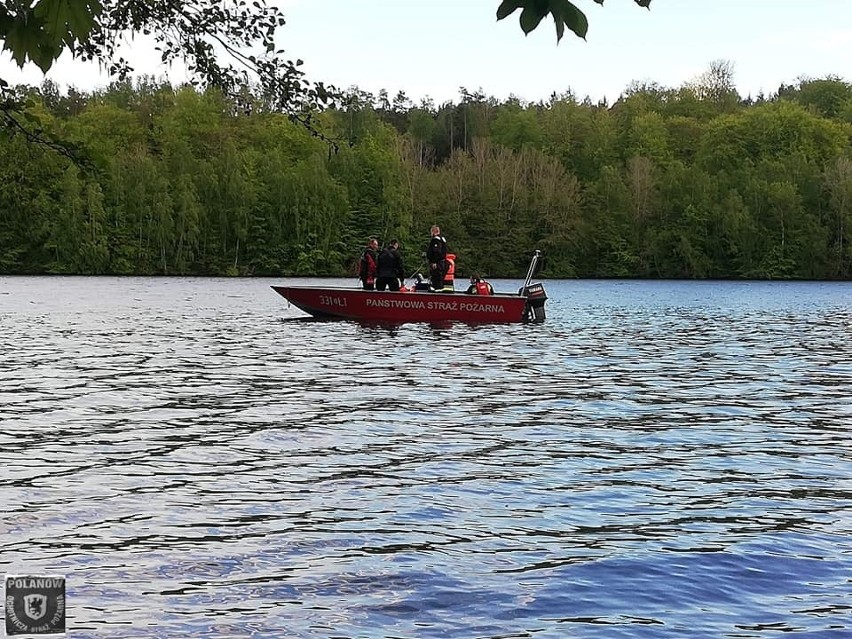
[426,225,448,290]
[375,239,405,291]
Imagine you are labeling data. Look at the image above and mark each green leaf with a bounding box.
[496,0,525,20]
[33,0,70,42]
[554,16,564,41]
[1,14,54,70]
[553,0,589,39]
[0,7,12,37]
[519,5,547,35]
[66,0,101,43]
[32,41,62,72]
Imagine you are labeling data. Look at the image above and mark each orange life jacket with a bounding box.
[475,280,493,296]
[443,254,456,288]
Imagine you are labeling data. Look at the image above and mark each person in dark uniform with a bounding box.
[359,237,379,290]
[426,225,448,290]
[375,239,405,291]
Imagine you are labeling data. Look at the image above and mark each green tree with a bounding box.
[685,60,741,113]
[779,77,852,119]
[824,156,852,277]
[491,106,543,151]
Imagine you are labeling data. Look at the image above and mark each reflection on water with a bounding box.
[1,276,851,638]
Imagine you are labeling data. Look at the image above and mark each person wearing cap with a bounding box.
[358,237,379,290]
[376,239,405,291]
[466,273,494,296]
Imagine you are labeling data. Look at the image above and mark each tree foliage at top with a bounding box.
[1,0,653,76]
[0,0,653,100]
[0,0,653,155]
[0,0,336,151]
[1,1,323,101]
[497,0,652,42]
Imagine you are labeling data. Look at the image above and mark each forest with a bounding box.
[1,65,851,280]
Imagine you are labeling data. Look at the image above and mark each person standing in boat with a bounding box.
[426,225,448,291]
[466,274,494,295]
[359,237,379,290]
[376,239,405,291]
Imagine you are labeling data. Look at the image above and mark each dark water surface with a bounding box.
[1,276,851,638]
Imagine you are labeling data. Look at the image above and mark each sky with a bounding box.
[2,0,852,105]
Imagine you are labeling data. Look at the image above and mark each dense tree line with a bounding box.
[1,69,852,279]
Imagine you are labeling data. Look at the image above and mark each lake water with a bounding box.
[1,276,851,639]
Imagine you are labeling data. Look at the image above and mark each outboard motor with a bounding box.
[519,250,547,323]
[521,282,547,322]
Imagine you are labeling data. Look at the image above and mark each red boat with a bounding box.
[272,251,547,324]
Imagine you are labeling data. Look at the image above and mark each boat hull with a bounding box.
[271,286,533,323]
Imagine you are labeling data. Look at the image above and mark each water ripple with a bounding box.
[1,277,851,638]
